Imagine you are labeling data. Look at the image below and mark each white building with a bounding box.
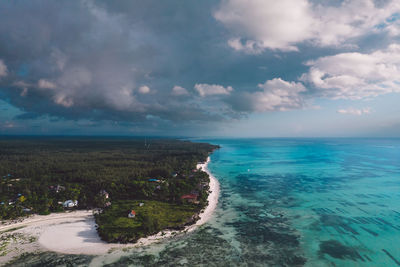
[63,200,78,208]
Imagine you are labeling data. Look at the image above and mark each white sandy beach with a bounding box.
[192,157,220,227]
[0,157,219,263]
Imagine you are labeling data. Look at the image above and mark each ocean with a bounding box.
[9,138,400,266]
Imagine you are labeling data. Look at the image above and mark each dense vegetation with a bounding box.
[0,137,218,242]
[95,200,199,243]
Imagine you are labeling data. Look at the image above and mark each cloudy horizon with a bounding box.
[1,0,400,137]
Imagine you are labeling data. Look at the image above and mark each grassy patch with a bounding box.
[96,200,199,243]
[0,226,25,235]
[0,231,37,257]
[0,240,9,256]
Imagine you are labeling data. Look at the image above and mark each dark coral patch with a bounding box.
[319,240,364,261]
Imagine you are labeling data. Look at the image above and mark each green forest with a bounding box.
[0,137,218,242]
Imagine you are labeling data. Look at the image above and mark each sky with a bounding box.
[1,0,400,137]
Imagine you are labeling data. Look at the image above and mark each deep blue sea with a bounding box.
[9,138,400,266]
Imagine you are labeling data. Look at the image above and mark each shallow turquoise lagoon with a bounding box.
[204,138,400,266]
[10,138,400,266]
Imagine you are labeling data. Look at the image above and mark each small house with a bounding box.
[99,190,109,199]
[148,178,160,182]
[56,185,66,193]
[139,203,144,207]
[128,210,136,218]
[181,194,198,203]
[63,200,78,208]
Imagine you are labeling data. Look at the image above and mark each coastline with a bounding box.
[124,156,220,246]
[193,156,220,227]
[0,156,219,263]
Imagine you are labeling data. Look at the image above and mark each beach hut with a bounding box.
[56,185,66,193]
[128,210,136,218]
[63,200,78,208]
[181,194,198,203]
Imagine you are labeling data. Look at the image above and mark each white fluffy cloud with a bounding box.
[337,107,371,115]
[215,0,400,53]
[227,78,306,112]
[53,94,74,108]
[138,85,151,94]
[215,0,313,52]
[301,44,400,99]
[38,79,57,89]
[172,85,189,96]
[0,59,7,78]
[195,83,233,97]
[250,78,306,111]
[310,0,400,47]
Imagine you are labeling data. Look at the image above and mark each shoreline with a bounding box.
[0,156,219,262]
[125,156,220,246]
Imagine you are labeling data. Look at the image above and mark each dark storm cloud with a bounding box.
[0,0,236,125]
[1,0,400,135]
[0,0,320,128]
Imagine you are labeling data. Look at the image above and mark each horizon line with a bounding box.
[0,135,399,139]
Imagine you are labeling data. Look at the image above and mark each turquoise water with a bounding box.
[8,138,400,266]
[205,138,400,266]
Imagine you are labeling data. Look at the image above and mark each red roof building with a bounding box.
[181,194,198,200]
[128,210,136,218]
